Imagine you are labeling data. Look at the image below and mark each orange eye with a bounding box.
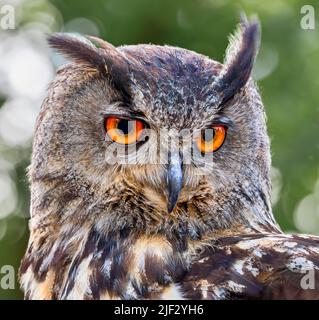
[105,116,145,145]
[195,125,226,153]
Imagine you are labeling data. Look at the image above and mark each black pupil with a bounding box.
[118,120,134,135]
[202,128,215,142]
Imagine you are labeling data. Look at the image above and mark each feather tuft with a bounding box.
[213,16,260,106]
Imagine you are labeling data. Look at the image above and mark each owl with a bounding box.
[20,17,319,300]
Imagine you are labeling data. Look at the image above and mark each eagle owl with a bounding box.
[20,18,319,300]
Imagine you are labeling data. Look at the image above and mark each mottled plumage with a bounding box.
[20,18,319,300]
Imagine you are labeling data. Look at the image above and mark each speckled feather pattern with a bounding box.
[20,20,319,300]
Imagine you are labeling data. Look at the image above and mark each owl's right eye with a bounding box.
[105,116,145,145]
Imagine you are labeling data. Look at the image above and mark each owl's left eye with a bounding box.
[105,116,145,145]
[195,125,227,153]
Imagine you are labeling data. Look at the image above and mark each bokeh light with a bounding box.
[294,175,319,235]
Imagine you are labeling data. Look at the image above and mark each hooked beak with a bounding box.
[166,153,183,213]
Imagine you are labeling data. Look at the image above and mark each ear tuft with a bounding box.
[48,33,132,102]
[48,33,106,71]
[85,35,117,52]
[213,16,260,106]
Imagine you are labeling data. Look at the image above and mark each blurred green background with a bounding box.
[0,0,318,299]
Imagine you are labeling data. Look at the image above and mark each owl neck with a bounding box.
[21,215,279,299]
[30,172,281,245]
[22,178,281,299]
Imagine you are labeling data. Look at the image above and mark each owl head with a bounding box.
[30,17,278,239]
